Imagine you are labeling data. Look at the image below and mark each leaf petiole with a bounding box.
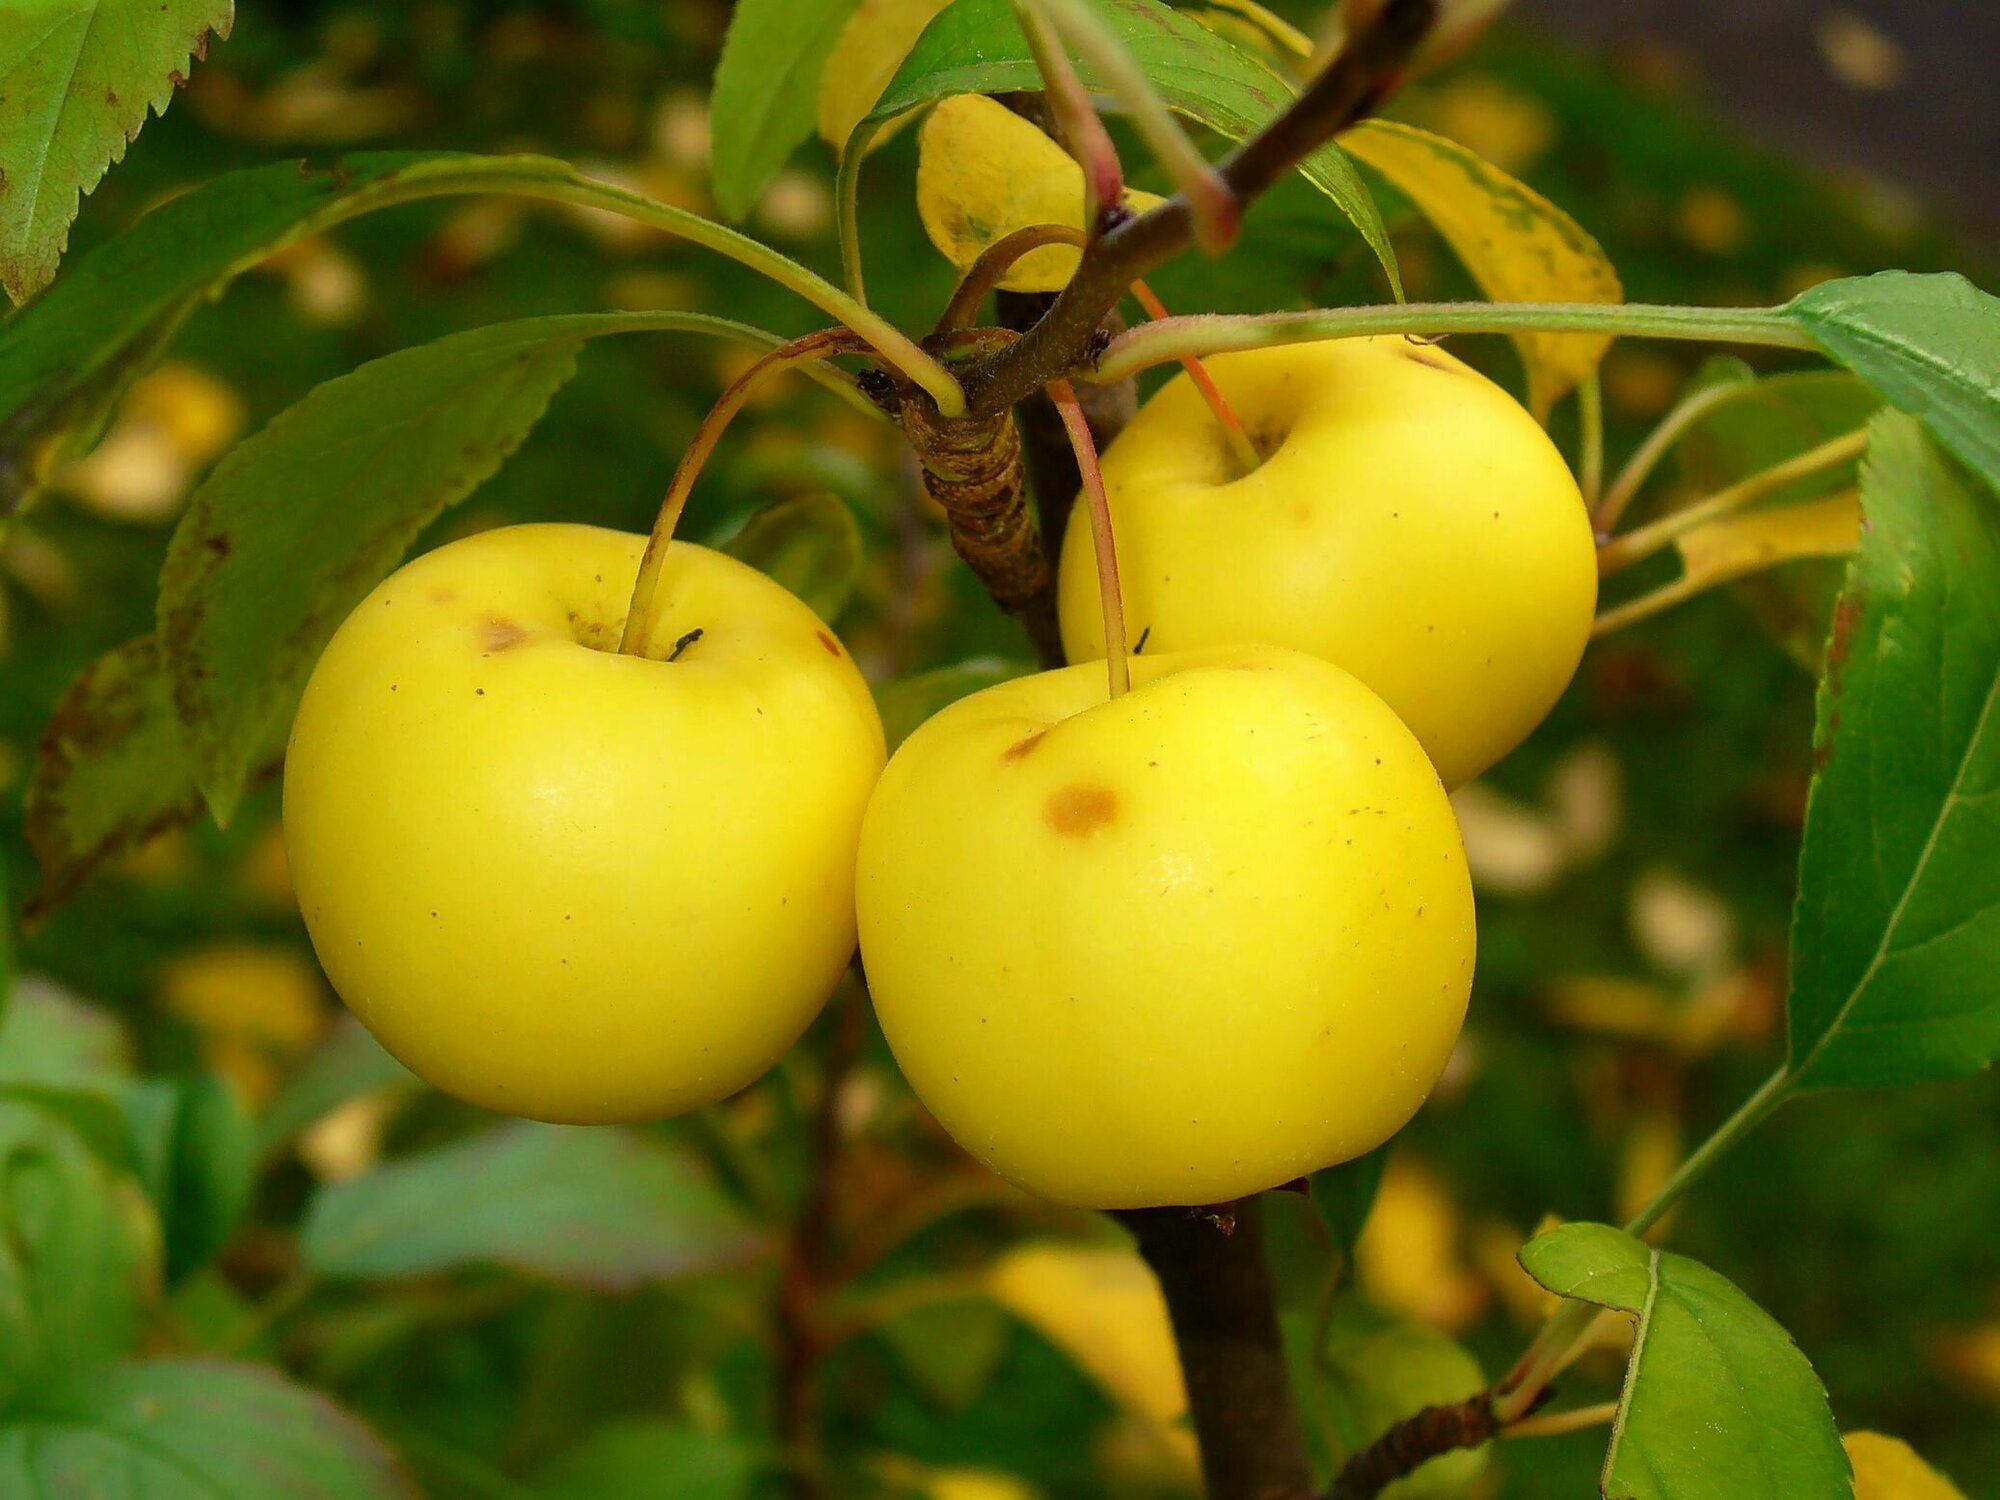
[1596,428,1867,576]
[1094,301,1816,384]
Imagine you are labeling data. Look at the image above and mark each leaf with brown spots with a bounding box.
[0,1,234,303]
[1787,412,2000,1089]
[157,311,813,827]
[22,635,290,916]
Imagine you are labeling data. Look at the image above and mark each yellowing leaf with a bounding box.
[986,1241,1194,1471]
[1675,490,1863,590]
[1341,118,1622,417]
[1188,1,1314,69]
[818,0,955,152]
[1844,1432,1968,1500]
[916,95,1163,294]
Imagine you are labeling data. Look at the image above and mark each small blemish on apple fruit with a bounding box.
[1044,783,1118,837]
[431,588,456,604]
[480,616,528,654]
[816,630,841,657]
[1003,731,1046,762]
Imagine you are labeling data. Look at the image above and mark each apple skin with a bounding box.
[855,644,1475,1209]
[1056,337,1597,788]
[283,523,886,1124]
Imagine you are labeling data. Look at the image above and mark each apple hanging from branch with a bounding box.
[283,522,886,1123]
[1056,337,1599,788]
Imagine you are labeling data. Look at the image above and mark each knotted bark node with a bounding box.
[894,379,1064,666]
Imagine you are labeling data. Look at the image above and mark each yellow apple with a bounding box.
[283,523,886,1123]
[1057,337,1597,787]
[855,645,1475,1209]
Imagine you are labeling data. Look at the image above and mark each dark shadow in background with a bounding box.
[1517,0,1998,253]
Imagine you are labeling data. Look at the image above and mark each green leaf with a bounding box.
[1519,1222,1850,1500]
[0,1095,159,1408]
[158,311,825,828]
[257,1019,422,1163]
[118,1074,255,1284]
[533,1421,758,1500]
[0,978,134,1090]
[879,1297,1012,1410]
[0,1,233,303]
[300,1121,764,1289]
[1786,412,2000,1089]
[1310,1144,1388,1257]
[157,320,580,826]
[1787,272,2000,499]
[871,0,1400,294]
[21,635,278,916]
[874,658,1031,752]
[719,492,865,621]
[0,150,877,522]
[709,0,862,220]
[1,153,545,520]
[1318,1321,1487,1500]
[0,1356,417,1497]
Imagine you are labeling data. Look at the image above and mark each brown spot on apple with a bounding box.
[1403,345,1458,374]
[1003,730,1047,762]
[480,616,528,653]
[1044,783,1118,837]
[431,588,456,605]
[816,630,841,656]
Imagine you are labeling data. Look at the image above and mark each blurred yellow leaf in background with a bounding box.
[59,364,245,524]
[1843,1432,1968,1500]
[1355,1157,1487,1332]
[818,0,956,153]
[157,943,329,1105]
[986,1241,1195,1473]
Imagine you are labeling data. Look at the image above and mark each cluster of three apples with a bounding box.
[285,337,1597,1208]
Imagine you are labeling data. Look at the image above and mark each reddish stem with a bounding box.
[1049,378,1130,698]
[619,329,865,657]
[1129,280,1261,474]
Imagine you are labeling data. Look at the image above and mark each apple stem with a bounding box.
[1130,280,1262,476]
[1595,427,1867,577]
[935,223,1088,336]
[618,330,866,659]
[1050,378,1131,699]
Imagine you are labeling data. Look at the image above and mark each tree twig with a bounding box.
[954,0,1439,417]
